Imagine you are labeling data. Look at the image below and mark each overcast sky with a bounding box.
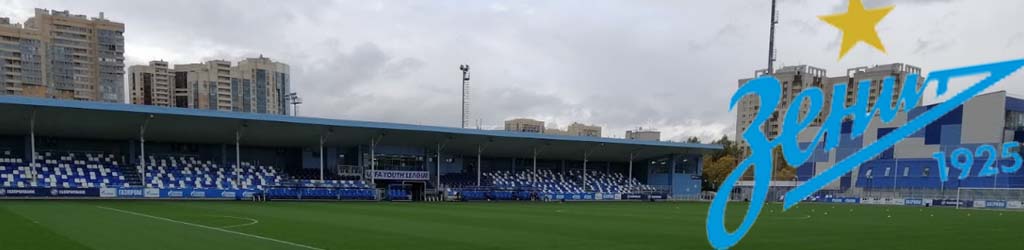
[2,0,1022,142]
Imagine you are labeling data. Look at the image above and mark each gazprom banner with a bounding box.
[825,197,861,204]
[160,188,244,199]
[0,188,99,197]
[98,188,255,200]
[100,188,145,198]
[365,170,429,180]
[984,200,1008,209]
[904,198,924,206]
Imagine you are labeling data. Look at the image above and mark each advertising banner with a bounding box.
[826,197,860,204]
[932,199,973,207]
[0,188,98,197]
[100,188,116,198]
[159,189,241,199]
[144,188,160,198]
[903,198,924,206]
[1007,201,1023,209]
[984,200,1007,209]
[0,188,47,197]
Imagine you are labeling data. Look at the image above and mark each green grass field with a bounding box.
[0,200,1021,250]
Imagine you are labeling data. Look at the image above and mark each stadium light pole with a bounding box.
[460,65,471,128]
[284,92,302,116]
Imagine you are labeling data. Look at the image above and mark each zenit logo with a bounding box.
[704,0,1024,248]
[706,58,1024,249]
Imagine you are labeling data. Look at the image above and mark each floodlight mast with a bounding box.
[460,65,471,128]
[287,92,302,116]
[767,0,778,75]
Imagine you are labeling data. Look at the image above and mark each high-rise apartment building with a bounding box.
[626,127,661,141]
[128,60,172,106]
[232,56,289,114]
[0,9,125,102]
[175,60,233,111]
[832,63,924,109]
[502,118,603,137]
[504,118,545,133]
[128,56,291,115]
[546,122,602,137]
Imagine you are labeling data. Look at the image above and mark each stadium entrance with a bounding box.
[366,169,429,201]
[382,182,425,201]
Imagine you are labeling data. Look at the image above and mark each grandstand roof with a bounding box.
[0,96,721,161]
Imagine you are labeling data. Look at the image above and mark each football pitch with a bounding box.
[0,200,1021,250]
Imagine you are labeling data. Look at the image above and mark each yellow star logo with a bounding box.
[819,0,894,60]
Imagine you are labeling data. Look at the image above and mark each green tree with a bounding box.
[686,136,701,144]
[701,135,742,191]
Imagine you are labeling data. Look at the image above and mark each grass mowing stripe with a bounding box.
[95,206,322,250]
[0,205,92,250]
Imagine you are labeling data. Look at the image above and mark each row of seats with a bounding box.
[291,179,371,189]
[388,189,411,200]
[266,188,375,200]
[466,169,656,194]
[0,152,128,188]
[143,156,281,190]
[0,152,380,191]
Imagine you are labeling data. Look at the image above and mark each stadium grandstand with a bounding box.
[0,96,720,201]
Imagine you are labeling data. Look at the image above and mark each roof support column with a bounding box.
[628,151,639,181]
[670,154,678,196]
[319,136,326,182]
[319,128,333,182]
[369,135,382,185]
[235,130,242,189]
[436,143,446,189]
[583,152,589,192]
[28,110,36,184]
[476,145,484,186]
[532,148,538,174]
[582,144,603,192]
[139,115,152,188]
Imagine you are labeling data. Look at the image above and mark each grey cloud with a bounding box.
[1009,33,1024,48]
[9,0,1022,141]
[831,0,958,12]
[912,38,953,55]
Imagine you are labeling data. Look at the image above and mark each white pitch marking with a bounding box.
[769,215,812,220]
[96,206,322,250]
[211,215,260,229]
